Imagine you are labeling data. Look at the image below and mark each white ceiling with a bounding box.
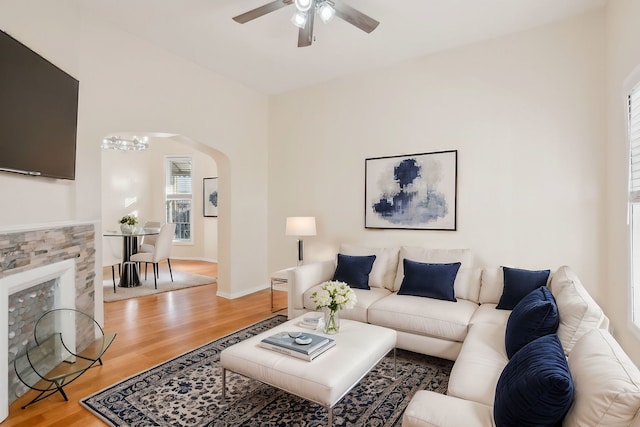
[75,0,607,95]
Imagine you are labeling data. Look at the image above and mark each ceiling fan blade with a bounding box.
[297,9,315,47]
[334,2,379,33]
[233,0,293,24]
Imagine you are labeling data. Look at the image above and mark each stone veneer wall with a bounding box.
[0,223,96,316]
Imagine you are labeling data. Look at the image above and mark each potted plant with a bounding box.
[119,215,138,234]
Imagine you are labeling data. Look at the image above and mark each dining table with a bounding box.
[103,228,159,287]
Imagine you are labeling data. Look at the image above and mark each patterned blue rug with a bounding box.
[81,315,453,426]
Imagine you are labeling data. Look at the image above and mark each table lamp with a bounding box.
[285,217,316,265]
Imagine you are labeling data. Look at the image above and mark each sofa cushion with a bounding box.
[549,265,608,355]
[564,329,640,427]
[368,293,478,343]
[496,266,550,310]
[303,284,390,323]
[494,334,574,427]
[505,286,559,358]
[340,244,400,290]
[447,322,508,406]
[403,391,494,427]
[469,303,510,326]
[393,247,473,292]
[397,260,460,302]
[332,254,376,290]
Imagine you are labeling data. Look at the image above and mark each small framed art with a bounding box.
[365,150,457,230]
[203,177,218,217]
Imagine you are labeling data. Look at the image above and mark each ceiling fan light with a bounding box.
[294,0,312,12]
[318,3,335,23]
[291,11,307,28]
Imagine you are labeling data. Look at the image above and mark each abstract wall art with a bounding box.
[203,177,218,217]
[365,150,457,230]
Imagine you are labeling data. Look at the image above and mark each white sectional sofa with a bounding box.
[287,245,640,427]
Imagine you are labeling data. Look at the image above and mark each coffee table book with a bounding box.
[260,332,335,361]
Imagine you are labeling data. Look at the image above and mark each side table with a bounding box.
[270,267,295,312]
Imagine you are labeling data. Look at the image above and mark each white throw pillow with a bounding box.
[564,329,640,427]
[479,266,503,304]
[453,268,482,304]
[550,265,607,355]
[339,244,399,291]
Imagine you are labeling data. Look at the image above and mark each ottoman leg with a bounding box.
[222,368,227,399]
[327,406,333,427]
[380,348,397,381]
[393,348,397,380]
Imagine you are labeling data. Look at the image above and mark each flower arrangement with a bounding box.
[310,281,357,334]
[311,281,357,311]
[119,215,138,226]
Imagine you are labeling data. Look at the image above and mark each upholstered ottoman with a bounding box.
[220,316,397,426]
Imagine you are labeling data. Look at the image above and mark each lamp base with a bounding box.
[297,239,304,265]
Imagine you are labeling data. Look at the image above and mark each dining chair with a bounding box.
[130,223,176,289]
[139,221,161,253]
[102,238,122,293]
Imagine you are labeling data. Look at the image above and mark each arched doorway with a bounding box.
[100,132,229,300]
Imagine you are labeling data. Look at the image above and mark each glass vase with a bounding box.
[324,308,340,334]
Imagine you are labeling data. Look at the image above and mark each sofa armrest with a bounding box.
[287,260,335,319]
[403,391,495,427]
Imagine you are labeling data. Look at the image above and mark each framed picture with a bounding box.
[365,150,457,230]
[203,177,218,217]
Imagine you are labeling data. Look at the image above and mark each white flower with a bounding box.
[310,280,357,312]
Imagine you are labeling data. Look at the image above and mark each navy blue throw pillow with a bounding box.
[494,334,574,427]
[505,286,559,359]
[332,254,376,290]
[397,259,461,302]
[497,266,550,310]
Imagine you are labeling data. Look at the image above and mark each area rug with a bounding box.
[81,315,453,426]
[103,269,217,302]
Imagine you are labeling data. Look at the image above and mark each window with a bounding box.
[165,157,192,243]
[629,84,640,328]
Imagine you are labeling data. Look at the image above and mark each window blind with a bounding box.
[168,159,192,194]
[630,87,640,202]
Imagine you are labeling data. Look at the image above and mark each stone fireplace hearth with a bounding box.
[0,222,96,422]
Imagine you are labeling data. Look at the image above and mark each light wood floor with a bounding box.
[3,260,287,427]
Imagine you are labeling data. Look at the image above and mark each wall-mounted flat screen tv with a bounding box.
[0,30,79,180]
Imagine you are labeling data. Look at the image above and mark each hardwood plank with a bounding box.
[3,260,287,426]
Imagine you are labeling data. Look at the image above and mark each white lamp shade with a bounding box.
[286,217,316,236]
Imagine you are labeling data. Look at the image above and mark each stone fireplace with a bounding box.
[0,222,96,422]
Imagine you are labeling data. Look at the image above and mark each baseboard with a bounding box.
[217,282,269,300]
[172,256,218,263]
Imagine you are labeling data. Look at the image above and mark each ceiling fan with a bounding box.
[232,0,380,48]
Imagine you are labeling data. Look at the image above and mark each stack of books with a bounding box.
[298,313,323,330]
[259,332,335,361]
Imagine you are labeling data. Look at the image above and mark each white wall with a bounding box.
[0,0,269,303]
[102,137,218,262]
[604,0,640,365]
[269,9,608,317]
